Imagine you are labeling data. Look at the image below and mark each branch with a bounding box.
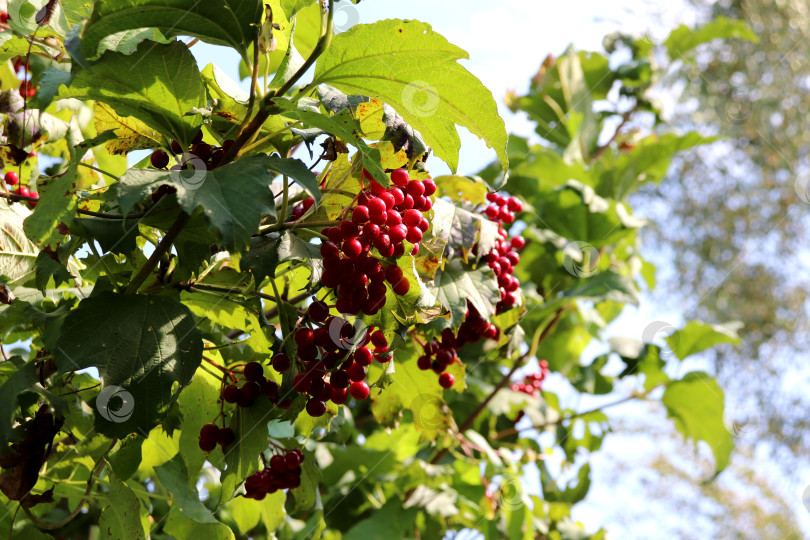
[259,219,340,233]
[429,306,566,465]
[589,108,636,162]
[491,392,648,440]
[218,0,334,165]
[22,439,116,530]
[0,191,148,219]
[124,213,190,294]
[225,291,311,340]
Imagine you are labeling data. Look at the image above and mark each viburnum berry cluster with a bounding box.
[243,447,305,499]
[482,193,524,313]
[149,133,233,201]
[4,170,38,207]
[271,300,391,417]
[197,361,278,452]
[510,360,549,397]
[416,192,526,388]
[198,422,235,452]
[318,167,435,315]
[417,302,500,388]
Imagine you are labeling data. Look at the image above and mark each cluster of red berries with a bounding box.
[198,361,280,452]
[4,171,38,207]
[291,196,315,221]
[8,51,37,98]
[198,423,235,452]
[417,302,499,388]
[244,448,305,499]
[150,133,233,172]
[221,361,282,408]
[318,168,435,315]
[272,301,391,416]
[510,360,549,397]
[481,194,524,313]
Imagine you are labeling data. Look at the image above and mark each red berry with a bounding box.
[485,205,499,219]
[244,361,263,382]
[370,180,387,195]
[241,381,261,402]
[499,208,515,223]
[406,180,425,197]
[511,236,526,249]
[222,384,241,403]
[17,186,30,198]
[392,279,410,295]
[342,238,363,259]
[272,353,291,372]
[295,328,314,346]
[367,197,386,216]
[349,381,370,400]
[423,178,437,196]
[507,197,523,212]
[170,140,183,154]
[391,168,409,186]
[388,224,407,244]
[4,171,19,185]
[352,205,370,223]
[439,373,455,389]
[353,347,373,366]
[370,330,387,349]
[308,300,329,322]
[330,369,350,389]
[306,398,327,417]
[417,355,431,370]
[379,192,396,210]
[391,187,405,205]
[150,150,169,169]
[0,13,7,24]
[385,265,404,284]
[216,427,235,447]
[403,209,422,227]
[406,227,422,244]
[346,362,366,382]
[486,192,499,202]
[320,241,340,259]
[331,386,349,404]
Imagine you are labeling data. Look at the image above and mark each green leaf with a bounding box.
[280,0,314,18]
[98,468,147,539]
[0,360,37,446]
[59,41,207,147]
[343,498,418,540]
[70,216,140,255]
[429,198,500,262]
[662,371,733,472]
[181,271,273,354]
[96,27,171,57]
[664,17,758,58]
[176,370,224,477]
[81,0,263,61]
[665,320,742,361]
[431,260,499,330]
[53,293,203,437]
[0,200,37,282]
[156,454,218,523]
[562,270,639,306]
[292,451,320,513]
[311,19,508,178]
[23,166,80,251]
[108,436,144,481]
[537,181,641,247]
[599,132,714,199]
[118,155,309,251]
[164,507,235,540]
[34,252,72,292]
[93,102,166,155]
[218,399,273,508]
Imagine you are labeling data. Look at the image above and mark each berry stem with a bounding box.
[125,213,190,294]
[428,306,566,465]
[491,388,654,440]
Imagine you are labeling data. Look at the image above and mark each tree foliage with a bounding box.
[0,1,744,538]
